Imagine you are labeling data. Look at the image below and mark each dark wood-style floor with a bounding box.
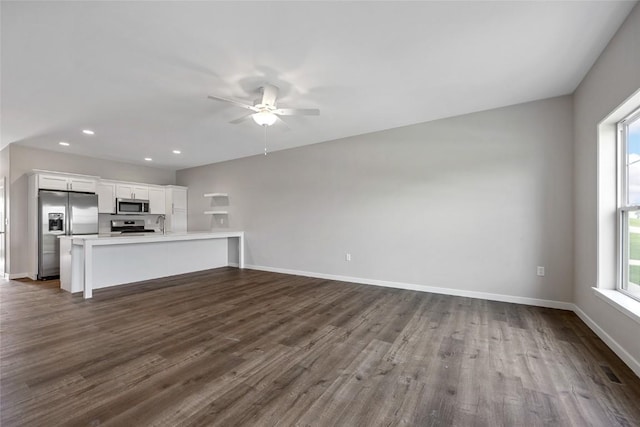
[1,268,639,426]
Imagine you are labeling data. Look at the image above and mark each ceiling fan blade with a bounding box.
[275,108,320,116]
[260,84,279,107]
[229,113,254,124]
[274,115,290,130]
[208,95,258,112]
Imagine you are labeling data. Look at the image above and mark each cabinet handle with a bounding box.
[172,203,174,214]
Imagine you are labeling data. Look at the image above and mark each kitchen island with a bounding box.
[60,231,244,299]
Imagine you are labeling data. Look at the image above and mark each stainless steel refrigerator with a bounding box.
[38,190,98,279]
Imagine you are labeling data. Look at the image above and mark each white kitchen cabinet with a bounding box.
[115,184,133,199]
[173,188,187,211]
[170,210,187,232]
[38,174,68,191]
[115,183,149,200]
[68,177,97,193]
[133,185,149,200]
[97,182,116,213]
[37,173,97,193]
[148,186,166,215]
[165,186,188,233]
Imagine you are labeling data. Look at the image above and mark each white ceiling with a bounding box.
[1,1,636,170]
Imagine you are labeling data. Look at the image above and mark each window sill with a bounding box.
[593,288,640,325]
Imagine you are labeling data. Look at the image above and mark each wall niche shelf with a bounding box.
[203,193,228,198]
[204,210,228,215]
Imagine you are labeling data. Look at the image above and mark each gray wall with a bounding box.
[178,96,574,303]
[573,5,640,367]
[7,145,176,275]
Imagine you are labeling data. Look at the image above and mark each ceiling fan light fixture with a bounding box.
[252,110,277,126]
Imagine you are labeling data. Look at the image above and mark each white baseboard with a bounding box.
[8,272,29,280]
[572,304,640,378]
[228,262,239,268]
[245,264,574,310]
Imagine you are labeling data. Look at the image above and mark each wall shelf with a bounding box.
[203,193,228,198]
[204,210,228,215]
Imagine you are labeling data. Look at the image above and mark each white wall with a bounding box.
[7,145,176,276]
[573,4,640,367]
[178,95,574,304]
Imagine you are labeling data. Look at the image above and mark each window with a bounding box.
[618,107,640,302]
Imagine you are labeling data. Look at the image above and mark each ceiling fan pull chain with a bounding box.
[264,124,268,156]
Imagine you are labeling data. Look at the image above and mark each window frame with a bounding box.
[617,106,640,302]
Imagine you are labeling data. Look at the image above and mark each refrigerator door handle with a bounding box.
[67,199,73,236]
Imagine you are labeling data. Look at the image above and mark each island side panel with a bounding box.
[59,237,72,292]
[90,238,228,290]
[71,243,85,293]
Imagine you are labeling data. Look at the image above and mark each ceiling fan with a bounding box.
[207,84,320,127]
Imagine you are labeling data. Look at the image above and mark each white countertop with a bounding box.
[64,231,244,246]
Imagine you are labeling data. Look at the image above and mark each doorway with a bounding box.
[0,177,5,277]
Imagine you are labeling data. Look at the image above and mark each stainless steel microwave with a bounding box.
[116,198,150,215]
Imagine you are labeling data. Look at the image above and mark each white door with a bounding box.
[0,177,5,277]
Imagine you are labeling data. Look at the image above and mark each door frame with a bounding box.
[0,176,6,279]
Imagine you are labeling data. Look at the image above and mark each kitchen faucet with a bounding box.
[156,214,166,234]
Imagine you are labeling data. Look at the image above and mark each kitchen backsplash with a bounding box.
[98,213,164,234]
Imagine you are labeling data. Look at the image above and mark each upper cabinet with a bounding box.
[148,186,166,215]
[97,182,116,214]
[37,172,97,193]
[115,183,149,200]
[34,170,179,217]
[98,180,169,214]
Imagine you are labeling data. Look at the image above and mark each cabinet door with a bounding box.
[172,188,188,211]
[97,182,116,213]
[171,211,187,233]
[115,184,134,199]
[38,174,69,191]
[132,185,149,200]
[148,187,166,215]
[69,178,97,193]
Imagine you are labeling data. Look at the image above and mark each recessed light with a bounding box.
[82,129,95,135]
[59,141,70,146]
[172,150,181,154]
[144,157,152,161]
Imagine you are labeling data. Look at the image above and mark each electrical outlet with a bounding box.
[537,266,545,276]
[345,253,352,262]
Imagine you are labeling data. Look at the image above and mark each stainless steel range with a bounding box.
[111,219,156,234]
